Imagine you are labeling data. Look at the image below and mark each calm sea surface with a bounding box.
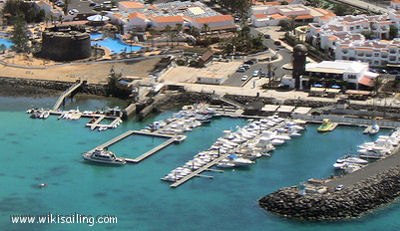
[0,95,398,231]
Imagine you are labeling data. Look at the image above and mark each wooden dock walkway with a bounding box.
[90,130,186,164]
[131,130,175,139]
[125,137,176,163]
[170,153,230,188]
[53,81,83,110]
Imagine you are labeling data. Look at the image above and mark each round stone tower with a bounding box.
[40,26,91,61]
[292,44,308,90]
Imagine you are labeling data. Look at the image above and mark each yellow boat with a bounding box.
[317,119,338,132]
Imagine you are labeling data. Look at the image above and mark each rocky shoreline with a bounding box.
[259,166,400,221]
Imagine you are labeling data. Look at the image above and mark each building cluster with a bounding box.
[31,0,236,33]
[308,0,400,67]
[251,4,335,27]
[107,1,236,32]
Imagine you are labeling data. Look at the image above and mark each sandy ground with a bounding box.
[160,61,242,83]
[0,58,161,84]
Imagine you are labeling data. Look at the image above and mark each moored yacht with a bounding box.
[82,148,126,165]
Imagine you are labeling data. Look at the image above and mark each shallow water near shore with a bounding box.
[1,95,399,231]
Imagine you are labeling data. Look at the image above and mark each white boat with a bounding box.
[342,163,364,173]
[82,148,126,165]
[271,139,285,146]
[336,156,368,165]
[333,156,368,170]
[363,124,380,135]
[216,162,235,168]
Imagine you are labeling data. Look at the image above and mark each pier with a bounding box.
[324,145,400,190]
[125,136,177,163]
[52,80,84,110]
[96,130,135,149]
[170,153,230,188]
[90,130,186,164]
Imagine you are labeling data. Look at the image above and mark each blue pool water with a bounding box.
[0,38,13,49]
[90,33,142,54]
[0,95,398,231]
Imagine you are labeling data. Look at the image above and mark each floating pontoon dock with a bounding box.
[89,130,186,164]
[170,153,230,188]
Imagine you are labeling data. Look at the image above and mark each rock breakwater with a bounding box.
[0,77,107,96]
[259,166,400,221]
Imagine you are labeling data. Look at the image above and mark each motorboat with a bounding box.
[82,148,126,165]
[363,124,380,135]
[216,161,235,168]
[336,155,368,165]
[317,119,337,132]
[228,154,254,166]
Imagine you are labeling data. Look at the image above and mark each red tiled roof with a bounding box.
[152,15,184,23]
[295,14,314,20]
[194,15,234,24]
[269,13,287,20]
[119,1,144,9]
[128,12,147,20]
[358,76,375,87]
[254,13,268,19]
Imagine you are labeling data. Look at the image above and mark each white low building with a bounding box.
[251,4,335,27]
[305,60,378,89]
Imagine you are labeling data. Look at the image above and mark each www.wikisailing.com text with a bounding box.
[10,213,117,226]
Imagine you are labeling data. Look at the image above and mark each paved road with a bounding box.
[334,0,388,13]
[222,28,293,87]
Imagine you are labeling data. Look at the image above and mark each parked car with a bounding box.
[335,184,344,191]
[236,67,246,73]
[264,34,271,39]
[241,75,249,81]
[244,60,255,65]
[242,64,251,70]
[260,71,266,77]
[252,70,260,77]
[274,41,281,46]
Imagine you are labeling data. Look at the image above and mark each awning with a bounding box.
[358,76,375,87]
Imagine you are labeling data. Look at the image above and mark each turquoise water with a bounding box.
[0,96,399,231]
[0,38,13,49]
[90,33,142,54]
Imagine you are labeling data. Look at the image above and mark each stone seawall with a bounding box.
[0,77,107,96]
[259,166,400,221]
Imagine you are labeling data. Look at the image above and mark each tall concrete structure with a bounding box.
[40,26,91,61]
[292,44,308,89]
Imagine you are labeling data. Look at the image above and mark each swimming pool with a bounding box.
[90,33,142,54]
[0,38,13,49]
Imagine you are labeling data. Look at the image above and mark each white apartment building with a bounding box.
[251,4,335,27]
[308,5,400,67]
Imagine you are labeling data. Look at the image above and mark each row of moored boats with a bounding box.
[27,108,50,119]
[162,115,306,182]
[142,103,217,135]
[333,128,400,173]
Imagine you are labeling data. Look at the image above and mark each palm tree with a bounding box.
[148,28,156,47]
[201,23,210,33]
[175,23,183,46]
[164,25,172,46]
